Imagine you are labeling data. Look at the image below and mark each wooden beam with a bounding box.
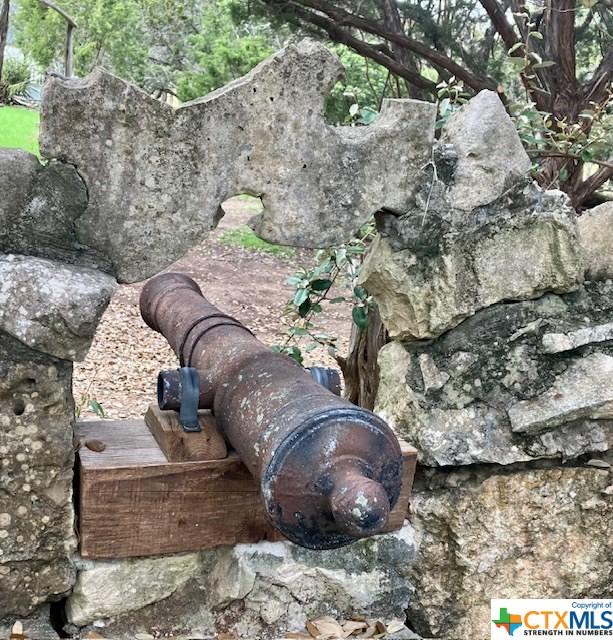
[76,419,417,559]
[144,405,227,462]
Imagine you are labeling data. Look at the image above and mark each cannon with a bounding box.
[139,272,403,550]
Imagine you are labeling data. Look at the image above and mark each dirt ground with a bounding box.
[73,198,353,420]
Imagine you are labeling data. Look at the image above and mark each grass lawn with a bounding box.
[219,225,296,258]
[0,106,40,156]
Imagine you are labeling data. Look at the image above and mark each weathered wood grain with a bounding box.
[144,405,227,462]
[76,420,417,558]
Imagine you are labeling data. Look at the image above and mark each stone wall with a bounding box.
[365,92,613,637]
[0,41,430,639]
[0,39,611,640]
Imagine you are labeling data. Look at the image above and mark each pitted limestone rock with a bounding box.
[442,89,531,211]
[577,201,613,281]
[0,149,40,234]
[0,606,60,639]
[0,149,112,273]
[0,254,116,361]
[66,553,203,625]
[65,524,417,639]
[0,333,76,616]
[210,529,416,637]
[375,282,613,466]
[407,463,613,639]
[41,40,436,283]
[361,182,583,340]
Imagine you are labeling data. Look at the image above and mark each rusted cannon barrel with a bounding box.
[140,273,403,549]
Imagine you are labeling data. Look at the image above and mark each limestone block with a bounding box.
[361,184,583,340]
[65,524,417,640]
[0,605,60,639]
[577,201,613,281]
[211,528,416,637]
[66,553,203,626]
[0,333,76,617]
[407,463,613,638]
[375,282,613,466]
[0,149,40,235]
[0,149,113,273]
[508,352,613,434]
[41,40,436,283]
[443,89,531,211]
[0,254,116,361]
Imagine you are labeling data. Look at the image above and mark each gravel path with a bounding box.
[73,198,352,420]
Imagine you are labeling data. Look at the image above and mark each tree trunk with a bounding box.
[337,306,388,410]
[0,0,10,90]
[378,0,426,100]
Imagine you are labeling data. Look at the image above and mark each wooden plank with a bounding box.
[144,405,227,462]
[76,420,417,559]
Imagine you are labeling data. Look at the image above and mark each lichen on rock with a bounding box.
[376,282,613,466]
[361,180,583,341]
[0,333,76,617]
[0,254,116,361]
[40,40,436,283]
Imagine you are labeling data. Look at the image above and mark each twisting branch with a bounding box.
[267,0,437,91]
[267,0,498,93]
[39,0,77,77]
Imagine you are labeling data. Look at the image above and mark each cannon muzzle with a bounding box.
[140,272,402,549]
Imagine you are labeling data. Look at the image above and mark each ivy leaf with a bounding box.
[349,103,359,117]
[293,288,309,307]
[310,278,333,292]
[287,346,304,365]
[559,167,569,182]
[353,285,368,300]
[358,107,378,125]
[352,306,368,330]
[298,298,312,317]
[89,399,105,418]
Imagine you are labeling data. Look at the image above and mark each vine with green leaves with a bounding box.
[273,222,377,366]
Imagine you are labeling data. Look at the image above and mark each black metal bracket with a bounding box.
[178,367,201,432]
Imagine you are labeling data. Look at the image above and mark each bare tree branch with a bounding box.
[267,0,438,91]
[572,164,613,208]
[273,0,498,92]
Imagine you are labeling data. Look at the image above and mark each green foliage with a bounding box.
[325,47,388,124]
[0,105,39,155]
[176,1,274,100]
[75,392,105,418]
[276,222,377,364]
[510,96,613,187]
[14,0,149,83]
[218,224,295,258]
[1,58,32,101]
[13,0,280,100]
[435,76,469,129]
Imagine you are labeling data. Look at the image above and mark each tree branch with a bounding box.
[266,0,438,92]
[277,0,498,93]
[571,164,613,208]
[479,0,519,50]
[526,150,613,171]
[38,0,77,28]
[583,46,613,104]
